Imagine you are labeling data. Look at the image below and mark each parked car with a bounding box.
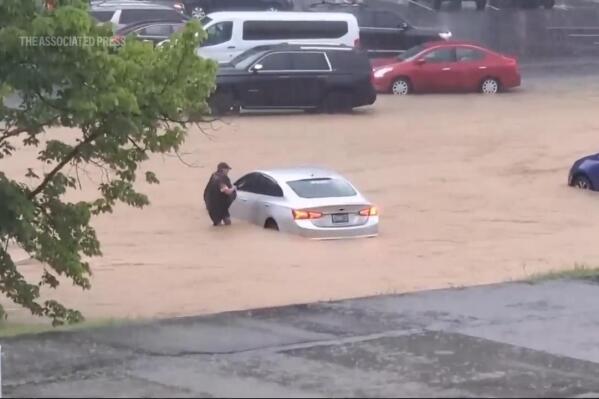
[208,44,376,114]
[307,0,451,58]
[196,11,360,64]
[568,153,599,191]
[230,167,379,239]
[113,19,187,45]
[177,0,295,19]
[89,0,185,29]
[371,41,521,95]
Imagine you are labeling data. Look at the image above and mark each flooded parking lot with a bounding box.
[3,71,599,323]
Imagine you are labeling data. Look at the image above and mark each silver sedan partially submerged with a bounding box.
[230,167,379,239]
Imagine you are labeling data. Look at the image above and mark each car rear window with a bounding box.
[287,178,357,198]
[120,9,183,25]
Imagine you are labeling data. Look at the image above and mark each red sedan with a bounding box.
[371,41,521,95]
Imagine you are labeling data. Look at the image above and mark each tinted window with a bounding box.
[398,44,425,60]
[203,21,233,46]
[287,178,357,199]
[242,21,348,40]
[235,173,259,193]
[90,11,115,22]
[255,175,284,197]
[423,48,456,63]
[326,50,370,72]
[457,47,486,61]
[257,52,292,70]
[374,11,404,28]
[136,24,174,36]
[290,52,329,71]
[120,9,182,25]
[353,9,376,26]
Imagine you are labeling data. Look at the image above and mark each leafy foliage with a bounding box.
[0,0,217,325]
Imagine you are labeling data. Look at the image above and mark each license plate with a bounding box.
[331,213,349,223]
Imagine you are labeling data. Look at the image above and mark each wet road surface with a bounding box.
[4,279,599,397]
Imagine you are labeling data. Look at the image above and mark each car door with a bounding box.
[371,11,410,57]
[454,46,489,92]
[230,173,260,221]
[411,47,459,93]
[287,52,331,107]
[197,21,235,63]
[239,52,296,108]
[250,174,285,226]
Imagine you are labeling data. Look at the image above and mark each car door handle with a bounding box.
[227,46,236,49]
[263,203,270,208]
[442,67,451,71]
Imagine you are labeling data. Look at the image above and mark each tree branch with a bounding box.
[27,131,102,200]
[0,116,59,145]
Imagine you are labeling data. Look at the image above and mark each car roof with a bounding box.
[257,167,344,182]
[205,11,357,21]
[424,40,486,48]
[91,1,177,10]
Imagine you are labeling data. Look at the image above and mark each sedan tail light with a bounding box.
[354,38,361,48]
[111,35,124,45]
[359,206,378,217]
[292,210,323,220]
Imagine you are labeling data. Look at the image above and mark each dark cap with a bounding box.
[217,162,231,171]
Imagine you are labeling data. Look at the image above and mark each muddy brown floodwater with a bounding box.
[2,75,599,324]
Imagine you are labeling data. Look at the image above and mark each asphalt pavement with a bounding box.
[3,279,599,397]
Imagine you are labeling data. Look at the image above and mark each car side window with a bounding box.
[289,52,330,71]
[235,173,259,193]
[374,11,404,29]
[255,174,284,197]
[257,52,292,71]
[136,24,173,36]
[456,48,486,62]
[423,48,456,63]
[90,11,115,22]
[203,21,233,46]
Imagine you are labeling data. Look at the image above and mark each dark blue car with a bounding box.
[568,153,599,191]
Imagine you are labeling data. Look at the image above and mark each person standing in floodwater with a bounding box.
[204,162,237,226]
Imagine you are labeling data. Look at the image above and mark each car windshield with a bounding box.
[287,178,357,198]
[398,44,426,61]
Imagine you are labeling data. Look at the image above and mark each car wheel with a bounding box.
[322,91,353,114]
[391,78,411,95]
[209,91,240,116]
[573,175,593,190]
[480,78,500,94]
[191,6,207,19]
[433,0,442,10]
[475,0,487,10]
[264,218,279,231]
[543,0,554,9]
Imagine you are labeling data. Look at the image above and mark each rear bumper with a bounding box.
[293,217,379,239]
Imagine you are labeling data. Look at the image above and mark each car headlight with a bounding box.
[439,31,452,40]
[373,67,393,78]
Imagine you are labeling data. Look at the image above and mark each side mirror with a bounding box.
[252,63,264,73]
[399,22,409,29]
[415,58,426,66]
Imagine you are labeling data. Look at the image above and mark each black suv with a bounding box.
[209,44,376,114]
[178,0,294,18]
[308,0,451,58]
